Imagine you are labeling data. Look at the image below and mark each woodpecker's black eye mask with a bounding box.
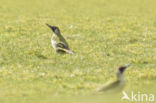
[46,24,59,32]
[118,67,126,73]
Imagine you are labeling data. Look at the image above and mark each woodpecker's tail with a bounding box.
[56,48,74,55]
[65,50,74,55]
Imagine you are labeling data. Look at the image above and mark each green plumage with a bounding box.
[47,24,73,54]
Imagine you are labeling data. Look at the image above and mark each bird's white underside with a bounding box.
[51,36,57,51]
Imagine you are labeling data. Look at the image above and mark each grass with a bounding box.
[0,0,156,103]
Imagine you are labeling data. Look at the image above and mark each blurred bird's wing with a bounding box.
[97,81,120,92]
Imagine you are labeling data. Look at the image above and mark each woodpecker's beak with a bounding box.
[46,24,55,32]
[124,64,131,68]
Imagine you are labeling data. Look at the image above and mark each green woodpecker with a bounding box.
[46,24,73,54]
[96,64,130,93]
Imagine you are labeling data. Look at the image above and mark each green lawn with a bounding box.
[0,0,156,103]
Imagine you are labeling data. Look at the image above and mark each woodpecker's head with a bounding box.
[46,24,61,35]
[116,64,130,81]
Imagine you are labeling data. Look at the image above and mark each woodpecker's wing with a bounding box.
[56,42,69,50]
[97,81,121,92]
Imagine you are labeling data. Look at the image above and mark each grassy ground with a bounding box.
[0,0,156,103]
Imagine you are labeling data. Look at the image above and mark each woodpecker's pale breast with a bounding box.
[51,36,57,51]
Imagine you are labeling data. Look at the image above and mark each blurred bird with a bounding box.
[46,24,73,54]
[96,64,131,93]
